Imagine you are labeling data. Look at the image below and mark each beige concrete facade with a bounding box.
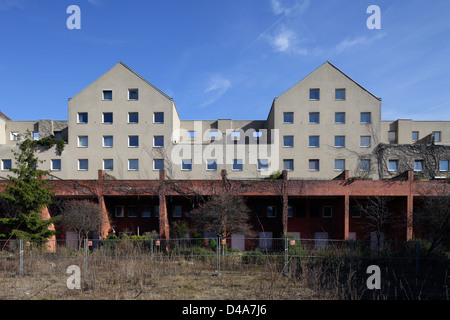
[0,61,448,180]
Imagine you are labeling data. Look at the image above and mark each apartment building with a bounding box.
[1,61,447,181]
[0,61,448,244]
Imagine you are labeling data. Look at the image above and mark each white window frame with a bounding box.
[77,112,88,124]
[153,135,164,148]
[102,89,113,101]
[334,136,345,148]
[309,159,320,172]
[2,159,12,171]
[414,160,424,172]
[77,136,88,148]
[78,159,89,171]
[335,88,346,101]
[283,159,294,171]
[334,159,345,171]
[439,160,449,172]
[103,159,114,171]
[360,112,371,124]
[102,112,113,124]
[283,135,294,148]
[335,112,345,124]
[128,135,139,148]
[103,136,113,148]
[323,206,333,218]
[51,159,61,171]
[153,159,164,171]
[153,112,164,124]
[232,159,243,171]
[309,112,320,124]
[206,159,217,171]
[181,159,192,171]
[360,159,371,172]
[283,112,294,124]
[360,136,371,148]
[388,160,399,172]
[128,112,139,124]
[257,159,269,171]
[309,136,320,148]
[10,132,19,141]
[128,159,139,171]
[128,88,139,101]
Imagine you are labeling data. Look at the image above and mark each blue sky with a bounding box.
[0,0,449,122]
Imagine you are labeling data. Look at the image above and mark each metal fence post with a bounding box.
[19,239,23,276]
[284,237,288,276]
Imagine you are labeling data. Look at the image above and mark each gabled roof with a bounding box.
[0,110,12,121]
[118,61,173,101]
[277,61,381,101]
[70,61,173,101]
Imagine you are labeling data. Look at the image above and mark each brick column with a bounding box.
[406,171,414,241]
[344,195,350,240]
[159,170,169,241]
[41,206,56,252]
[98,195,111,239]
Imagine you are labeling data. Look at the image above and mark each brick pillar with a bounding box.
[281,170,288,236]
[159,170,169,241]
[406,171,414,241]
[344,195,350,240]
[41,206,56,252]
[98,195,111,239]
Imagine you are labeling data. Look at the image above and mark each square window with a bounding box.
[206,159,217,171]
[173,206,182,218]
[388,160,398,172]
[54,131,63,140]
[309,159,319,171]
[309,88,320,100]
[10,132,19,141]
[103,159,114,171]
[128,159,139,171]
[287,206,293,218]
[154,159,164,170]
[351,206,361,218]
[154,205,160,217]
[233,159,243,171]
[309,112,320,124]
[283,112,294,123]
[323,206,333,218]
[2,159,12,171]
[128,206,138,218]
[253,131,262,139]
[335,89,346,100]
[103,90,112,101]
[335,159,345,171]
[103,112,113,124]
[360,136,371,148]
[115,206,124,218]
[360,112,371,124]
[128,89,139,100]
[335,112,345,124]
[187,131,196,139]
[142,206,151,218]
[267,206,276,218]
[257,159,269,171]
[283,159,294,171]
[128,112,139,124]
[283,135,294,147]
[128,135,139,147]
[103,136,113,148]
[335,136,345,148]
[412,131,419,142]
[182,159,192,171]
[153,136,164,147]
[78,136,88,148]
[78,159,88,171]
[309,136,320,148]
[255,206,264,218]
[414,160,424,172]
[432,131,441,142]
[360,159,371,172]
[77,112,88,124]
[51,159,61,171]
[154,112,164,123]
[440,160,449,171]
[388,131,396,142]
[209,131,219,140]
[231,131,240,140]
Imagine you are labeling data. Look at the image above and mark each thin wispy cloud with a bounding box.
[268,28,308,55]
[243,0,310,53]
[336,33,386,54]
[200,74,232,108]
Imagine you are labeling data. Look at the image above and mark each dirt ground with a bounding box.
[0,271,318,300]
